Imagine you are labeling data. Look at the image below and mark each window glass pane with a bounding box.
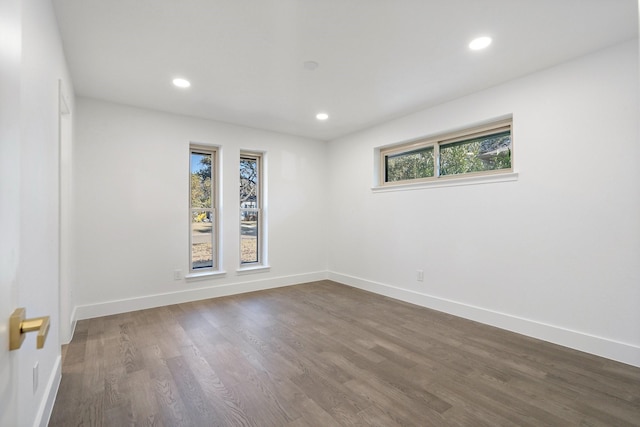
[440,131,511,176]
[385,146,434,182]
[240,212,258,264]
[192,210,213,269]
[191,152,212,208]
[240,157,258,208]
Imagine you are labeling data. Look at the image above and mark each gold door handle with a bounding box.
[9,308,50,350]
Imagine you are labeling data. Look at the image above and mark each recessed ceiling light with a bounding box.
[304,61,319,71]
[172,78,191,88]
[469,36,492,50]
[316,113,329,121]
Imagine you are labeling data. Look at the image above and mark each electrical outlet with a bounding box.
[173,269,182,280]
[416,270,424,282]
[33,362,39,394]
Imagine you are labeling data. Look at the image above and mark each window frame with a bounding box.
[239,151,265,268]
[379,118,513,186]
[188,143,219,275]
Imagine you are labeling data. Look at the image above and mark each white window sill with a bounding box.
[236,265,271,275]
[185,270,226,281]
[372,172,518,193]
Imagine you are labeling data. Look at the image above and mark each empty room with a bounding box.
[1,0,639,426]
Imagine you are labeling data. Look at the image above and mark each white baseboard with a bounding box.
[328,271,640,368]
[36,354,61,427]
[59,306,78,345]
[74,271,328,321]
[68,270,640,368]
[69,307,77,343]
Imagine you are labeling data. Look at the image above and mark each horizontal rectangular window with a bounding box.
[380,119,512,185]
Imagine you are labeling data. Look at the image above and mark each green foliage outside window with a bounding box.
[189,148,215,270]
[191,152,212,216]
[440,131,511,176]
[383,128,511,183]
[386,147,435,182]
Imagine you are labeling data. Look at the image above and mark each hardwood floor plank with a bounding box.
[355,404,404,427]
[48,372,84,426]
[73,391,106,427]
[232,377,294,427]
[126,369,165,427]
[286,398,341,427]
[103,399,130,427]
[177,343,250,426]
[103,368,127,410]
[165,356,214,426]
[152,375,193,426]
[50,280,640,426]
[62,329,87,373]
[343,377,447,426]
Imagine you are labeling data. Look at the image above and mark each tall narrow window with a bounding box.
[190,145,217,272]
[240,152,262,265]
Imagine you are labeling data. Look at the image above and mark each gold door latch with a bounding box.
[9,308,50,351]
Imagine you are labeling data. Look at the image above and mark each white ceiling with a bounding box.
[52,0,638,141]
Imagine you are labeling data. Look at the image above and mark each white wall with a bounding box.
[327,40,640,367]
[73,98,328,317]
[18,0,75,425]
[58,85,74,345]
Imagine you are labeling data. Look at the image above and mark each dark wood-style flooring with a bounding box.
[50,280,640,426]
